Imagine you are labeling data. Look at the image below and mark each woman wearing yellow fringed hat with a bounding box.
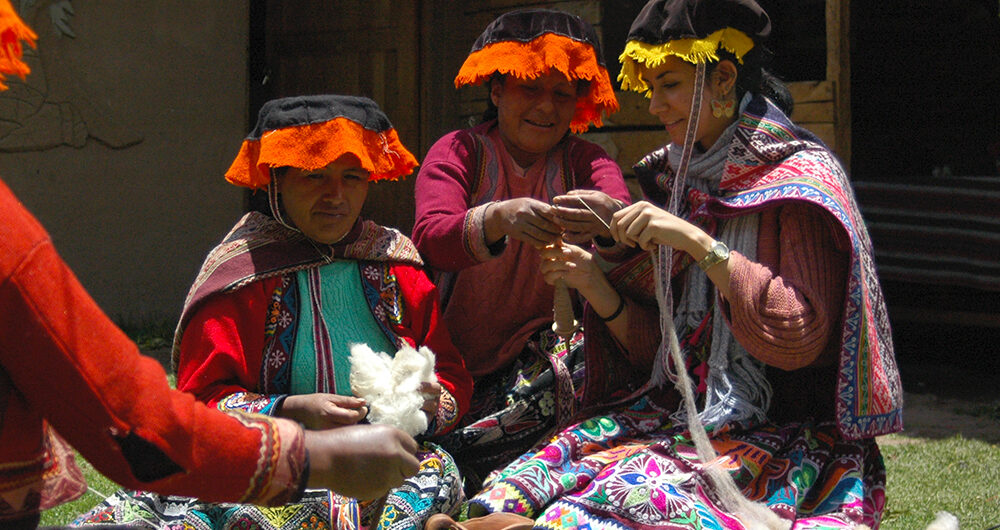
[458,0,902,528]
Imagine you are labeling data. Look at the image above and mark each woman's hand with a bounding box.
[279,393,369,430]
[418,381,443,421]
[539,242,604,292]
[541,241,631,332]
[552,190,623,244]
[484,197,561,248]
[304,424,419,500]
[610,201,711,254]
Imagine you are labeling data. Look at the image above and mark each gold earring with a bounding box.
[711,93,735,118]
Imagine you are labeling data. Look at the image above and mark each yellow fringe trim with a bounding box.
[618,28,754,96]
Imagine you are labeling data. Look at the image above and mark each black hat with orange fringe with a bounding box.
[618,0,770,96]
[225,94,418,190]
[455,9,619,133]
[0,0,37,90]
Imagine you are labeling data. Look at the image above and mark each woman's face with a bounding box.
[491,71,579,167]
[640,56,735,150]
[277,153,370,244]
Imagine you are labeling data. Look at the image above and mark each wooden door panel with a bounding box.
[265,0,419,234]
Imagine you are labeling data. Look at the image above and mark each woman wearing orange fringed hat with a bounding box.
[413,9,633,493]
[456,0,902,528]
[75,95,473,530]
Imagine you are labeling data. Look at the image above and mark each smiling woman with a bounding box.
[412,8,634,493]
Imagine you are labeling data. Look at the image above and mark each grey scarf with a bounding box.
[665,95,772,428]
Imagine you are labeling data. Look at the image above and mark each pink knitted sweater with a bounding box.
[618,202,850,421]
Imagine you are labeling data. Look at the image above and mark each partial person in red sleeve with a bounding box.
[76,94,472,530]
[412,9,632,492]
[0,7,418,529]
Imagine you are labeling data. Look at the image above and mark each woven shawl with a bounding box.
[170,212,422,370]
[638,95,903,440]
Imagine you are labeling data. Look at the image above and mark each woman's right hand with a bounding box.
[485,197,562,248]
[279,393,369,430]
[304,424,419,500]
[610,200,707,254]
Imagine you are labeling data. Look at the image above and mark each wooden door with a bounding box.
[261,0,421,234]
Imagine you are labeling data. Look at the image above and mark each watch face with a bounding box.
[714,241,730,259]
[699,241,730,271]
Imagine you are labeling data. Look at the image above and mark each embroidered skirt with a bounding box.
[462,396,886,529]
[73,443,464,530]
[436,328,586,495]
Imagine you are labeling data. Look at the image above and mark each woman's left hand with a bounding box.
[552,190,623,244]
[610,201,705,253]
[418,381,442,420]
[539,241,604,292]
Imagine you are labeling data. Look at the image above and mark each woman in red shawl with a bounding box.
[76,95,473,530]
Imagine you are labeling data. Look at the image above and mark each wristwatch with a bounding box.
[697,240,730,272]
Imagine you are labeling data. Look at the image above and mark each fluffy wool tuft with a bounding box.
[924,511,959,530]
[349,343,436,436]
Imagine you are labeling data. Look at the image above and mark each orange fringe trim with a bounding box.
[225,117,418,189]
[454,33,619,133]
[0,0,36,90]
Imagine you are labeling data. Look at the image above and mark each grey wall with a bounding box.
[0,1,250,323]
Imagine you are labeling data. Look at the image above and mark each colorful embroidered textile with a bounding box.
[437,329,586,495]
[171,211,423,370]
[465,398,885,529]
[77,444,462,530]
[78,207,471,529]
[455,94,899,528]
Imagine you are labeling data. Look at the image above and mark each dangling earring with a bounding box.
[711,91,735,118]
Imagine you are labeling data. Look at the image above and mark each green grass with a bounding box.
[115,314,176,351]
[880,434,1000,529]
[43,433,1000,527]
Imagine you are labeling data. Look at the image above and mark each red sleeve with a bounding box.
[390,263,473,432]
[412,130,486,272]
[724,203,850,370]
[175,277,281,408]
[0,180,305,505]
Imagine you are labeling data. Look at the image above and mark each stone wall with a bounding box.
[0,1,249,323]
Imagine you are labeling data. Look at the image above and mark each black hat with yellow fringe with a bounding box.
[455,8,619,133]
[225,95,418,190]
[619,0,770,96]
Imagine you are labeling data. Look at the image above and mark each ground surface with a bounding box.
[889,358,1000,445]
